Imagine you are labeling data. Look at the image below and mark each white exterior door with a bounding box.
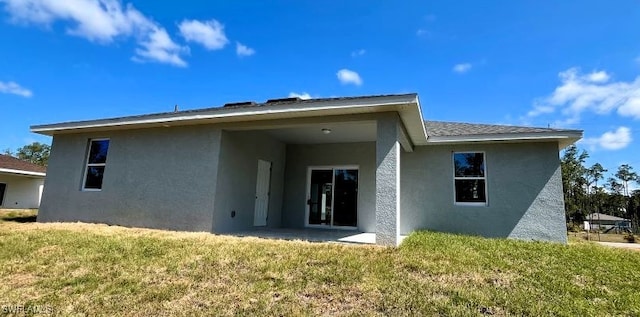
[253,159,271,226]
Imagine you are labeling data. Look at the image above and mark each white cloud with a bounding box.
[581,127,632,151]
[526,104,554,117]
[528,68,640,125]
[452,63,472,74]
[351,49,366,57]
[178,19,228,51]
[336,69,362,86]
[134,27,188,67]
[1,0,188,66]
[2,0,135,42]
[587,71,610,83]
[0,81,32,97]
[618,97,640,118]
[235,42,255,57]
[288,92,312,100]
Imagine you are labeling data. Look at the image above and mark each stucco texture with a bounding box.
[213,130,286,233]
[400,141,567,243]
[375,114,402,246]
[37,116,568,244]
[38,125,221,232]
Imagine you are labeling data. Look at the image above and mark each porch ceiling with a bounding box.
[263,121,376,144]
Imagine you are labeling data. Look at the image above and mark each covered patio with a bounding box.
[217,106,420,246]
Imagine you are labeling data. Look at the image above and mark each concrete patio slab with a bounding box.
[227,228,407,245]
[337,232,375,244]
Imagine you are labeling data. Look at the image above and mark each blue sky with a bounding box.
[1,0,639,184]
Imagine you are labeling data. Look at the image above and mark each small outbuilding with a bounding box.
[586,213,632,231]
[0,154,46,209]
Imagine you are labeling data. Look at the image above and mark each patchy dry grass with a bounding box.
[569,231,638,244]
[1,211,639,316]
[0,208,37,223]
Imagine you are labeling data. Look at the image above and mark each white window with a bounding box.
[453,152,487,205]
[83,139,110,190]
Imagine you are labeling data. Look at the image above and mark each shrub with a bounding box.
[623,234,636,243]
[566,222,581,233]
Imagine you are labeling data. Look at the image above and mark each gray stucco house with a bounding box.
[32,94,581,245]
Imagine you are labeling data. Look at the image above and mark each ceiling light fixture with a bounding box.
[321,128,332,134]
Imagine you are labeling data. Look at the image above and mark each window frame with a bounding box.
[82,138,110,191]
[452,151,488,206]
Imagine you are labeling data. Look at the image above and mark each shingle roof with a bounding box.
[220,93,417,110]
[425,121,581,137]
[30,93,581,148]
[38,93,418,127]
[32,94,430,147]
[587,213,629,222]
[0,155,47,174]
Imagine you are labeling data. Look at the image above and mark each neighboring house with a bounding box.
[586,213,631,231]
[31,94,582,245]
[0,154,46,209]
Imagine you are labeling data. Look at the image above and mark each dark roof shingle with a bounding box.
[425,121,581,137]
[32,93,418,130]
[0,155,47,174]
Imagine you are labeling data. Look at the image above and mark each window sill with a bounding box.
[454,202,488,207]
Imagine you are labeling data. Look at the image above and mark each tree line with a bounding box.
[3,142,50,167]
[562,145,640,232]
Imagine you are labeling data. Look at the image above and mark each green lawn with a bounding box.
[1,210,639,316]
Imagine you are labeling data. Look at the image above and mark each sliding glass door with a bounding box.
[307,167,358,228]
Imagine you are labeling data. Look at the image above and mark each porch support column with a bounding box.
[376,113,401,246]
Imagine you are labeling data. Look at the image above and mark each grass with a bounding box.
[0,208,37,223]
[1,210,639,316]
[568,231,638,244]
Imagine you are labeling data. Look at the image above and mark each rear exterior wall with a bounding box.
[401,141,567,243]
[38,125,222,232]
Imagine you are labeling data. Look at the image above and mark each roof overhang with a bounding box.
[0,168,46,178]
[31,94,430,146]
[588,214,630,222]
[426,131,582,149]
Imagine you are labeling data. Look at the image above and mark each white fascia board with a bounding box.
[398,95,428,146]
[426,132,582,146]
[31,95,418,135]
[0,168,46,177]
